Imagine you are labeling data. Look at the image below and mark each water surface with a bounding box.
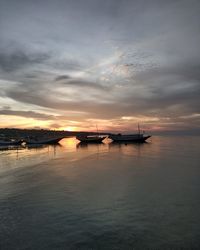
[0,136,200,249]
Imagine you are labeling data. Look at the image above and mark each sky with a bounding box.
[0,0,200,133]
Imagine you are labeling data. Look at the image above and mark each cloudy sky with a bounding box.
[0,0,200,133]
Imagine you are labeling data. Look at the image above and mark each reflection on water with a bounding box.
[0,136,200,249]
[0,138,81,173]
[0,137,154,174]
[0,135,197,173]
[0,143,61,174]
[109,141,149,156]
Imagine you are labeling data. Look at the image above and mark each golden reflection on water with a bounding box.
[59,137,77,151]
[0,144,60,173]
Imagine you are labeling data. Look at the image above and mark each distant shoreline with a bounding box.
[0,128,200,138]
[0,128,110,139]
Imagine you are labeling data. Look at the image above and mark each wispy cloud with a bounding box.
[55,75,71,81]
[0,109,57,120]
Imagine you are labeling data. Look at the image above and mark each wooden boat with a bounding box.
[24,136,64,145]
[0,139,22,146]
[109,133,151,142]
[76,135,106,143]
[109,124,151,143]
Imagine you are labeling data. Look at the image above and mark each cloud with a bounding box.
[0,50,50,72]
[3,60,200,122]
[55,75,71,81]
[59,79,111,91]
[49,123,63,129]
[0,109,58,120]
[0,0,200,132]
[133,62,200,85]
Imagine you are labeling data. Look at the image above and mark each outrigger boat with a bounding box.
[76,124,106,143]
[76,135,106,143]
[109,124,151,143]
[0,139,22,146]
[109,134,151,142]
[24,136,64,145]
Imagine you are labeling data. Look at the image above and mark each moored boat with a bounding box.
[76,135,106,143]
[24,136,64,145]
[109,133,151,143]
[109,124,151,143]
[0,139,22,146]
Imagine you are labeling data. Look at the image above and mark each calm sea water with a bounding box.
[0,136,200,249]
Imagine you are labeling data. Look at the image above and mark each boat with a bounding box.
[76,135,106,143]
[109,124,151,143]
[109,133,151,142]
[24,136,64,145]
[0,139,22,146]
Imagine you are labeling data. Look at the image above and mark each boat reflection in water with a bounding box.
[76,141,106,149]
[25,143,62,150]
[0,145,24,151]
[0,138,23,146]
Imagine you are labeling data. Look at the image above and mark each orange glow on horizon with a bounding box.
[62,126,77,132]
[0,114,183,133]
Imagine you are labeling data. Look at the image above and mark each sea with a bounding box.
[0,136,200,250]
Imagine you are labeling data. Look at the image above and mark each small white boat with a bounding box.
[24,136,64,145]
[76,135,106,143]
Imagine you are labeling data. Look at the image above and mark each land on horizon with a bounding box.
[0,128,200,139]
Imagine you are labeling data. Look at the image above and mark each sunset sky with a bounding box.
[0,0,200,133]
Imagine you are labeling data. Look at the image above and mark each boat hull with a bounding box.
[76,136,106,143]
[109,135,151,143]
[0,140,22,146]
[25,137,64,145]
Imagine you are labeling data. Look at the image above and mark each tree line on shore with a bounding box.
[0,128,109,139]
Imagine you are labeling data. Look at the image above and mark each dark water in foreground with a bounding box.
[0,136,200,249]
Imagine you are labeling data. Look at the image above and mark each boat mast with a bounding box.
[96,124,99,135]
[138,123,140,135]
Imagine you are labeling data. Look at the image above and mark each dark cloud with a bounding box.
[0,109,57,120]
[55,75,71,81]
[60,79,111,91]
[54,75,112,90]
[0,50,50,72]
